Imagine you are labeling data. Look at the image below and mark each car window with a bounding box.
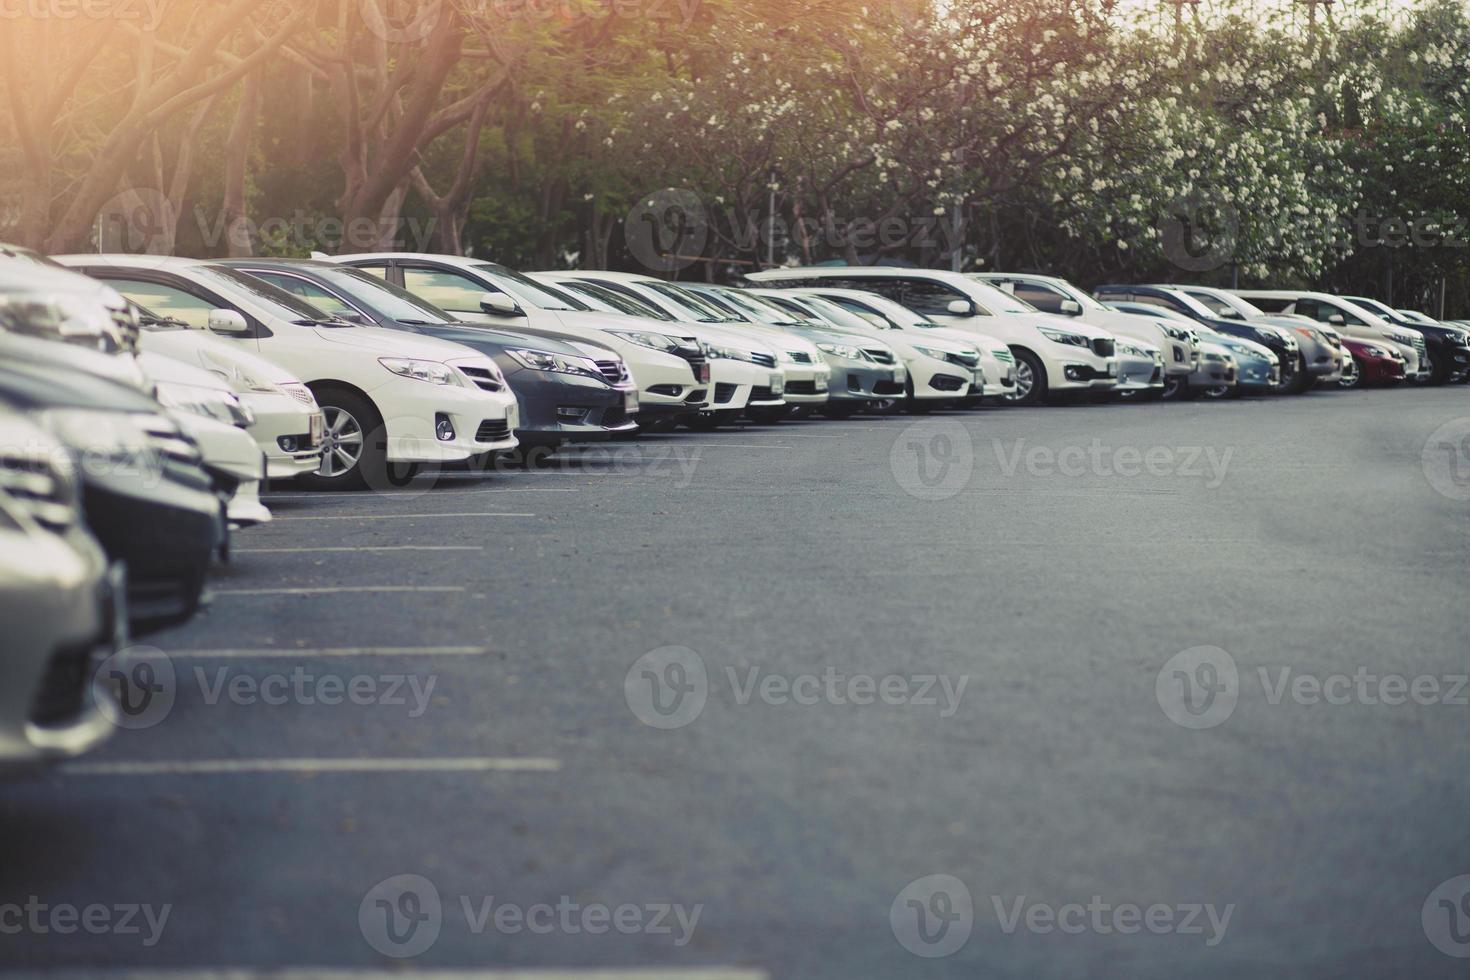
[643,282,741,323]
[897,279,982,317]
[195,265,343,323]
[559,280,672,319]
[351,264,390,280]
[403,268,493,315]
[1011,283,1067,313]
[469,263,590,312]
[1127,293,1181,311]
[250,273,359,318]
[99,278,216,328]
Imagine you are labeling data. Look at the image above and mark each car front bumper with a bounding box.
[371,376,520,462]
[830,358,903,402]
[244,390,323,480]
[776,362,830,404]
[499,365,639,446]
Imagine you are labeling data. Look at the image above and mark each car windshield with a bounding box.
[960,276,1044,314]
[1186,290,1258,319]
[557,280,673,320]
[131,302,185,331]
[197,265,348,325]
[714,289,809,326]
[472,263,590,312]
[325,267,457,324]
[643,282,743,323]
[794,294,881,331]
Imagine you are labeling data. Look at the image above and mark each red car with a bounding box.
[1339,336,1406,387]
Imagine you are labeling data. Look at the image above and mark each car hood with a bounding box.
[550,308,694,343]
[400,321,587,357]
[138,351,236,391]
[0,332,149,390]
[310,324,480,360]
[1008,311,1116,341]
[139,328,301,385]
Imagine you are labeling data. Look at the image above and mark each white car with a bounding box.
[1162,284,1344,385]
[324,253,714,430]
[1232,289,1426,379]
[533,271,800,423]
[762,285,1014,402]
[968,272,1200,392]
[134,310,323,481]
[746,266,1119,405]
[56,255,519,490]
[1112,336,1167,399]
[138,351,272,528]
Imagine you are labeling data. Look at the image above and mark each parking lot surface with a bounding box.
[4,386,1470,978]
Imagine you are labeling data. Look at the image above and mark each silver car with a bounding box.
[0,410,120,771]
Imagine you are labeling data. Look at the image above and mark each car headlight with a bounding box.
[1162,325,1190,341]
[36,408,162,478]
[198,348,278,394]
[607,329,679,353]
[912,345,953,361]
[0,291,133,354]
[816,341,864,360]
[702,342,758,363]
[379,357,459,385]
[1038,328,1089,348]
[1223,343,1256,358]
[506,348,602,378]
[1117,343,1143,358]
[154,381,255,428]
[1363,345,1390,358]
[1389,332,1414,346]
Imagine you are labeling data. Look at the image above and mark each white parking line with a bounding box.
[270,512,534,521]
[211,586,466,596]
[63,757,561,775]
[263,488,579,499]
[235,545,485,553]
[11,970,767,980]
[558,443,788,450]
[167,646,489,659]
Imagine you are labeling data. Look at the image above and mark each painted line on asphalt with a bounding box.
[210,586,466,596]
[262,487,579,499]
[557,443,790,450]
[235,545,486,553]
[269,512,535,521]
[62,757,562,776]
[5,970,767,980]
[165,646,489,659]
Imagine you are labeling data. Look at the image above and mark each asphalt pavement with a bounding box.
[5,385,1470,979]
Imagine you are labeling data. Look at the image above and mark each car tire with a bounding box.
[1160,375,1188,401]
[1004,349,1046,406]
[1339,355,1363,388]
[298,388,390,492]
[1202,383,1232,399]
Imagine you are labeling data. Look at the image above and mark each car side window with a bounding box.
[97,277,216,329]
[1294,299,1321,321]
[403,268,491,315]
[1128,293,1179,311]
[897,280,969,316]
[1012,282,1068,313]
[250,274,358,317]
[352,264,390,280]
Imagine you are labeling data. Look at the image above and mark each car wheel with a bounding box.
[1339,355,1363,388]
[1004,350,1046,406]
[298,389,387,491]
[1202,383,1232,399]
[1160,375,1188,401]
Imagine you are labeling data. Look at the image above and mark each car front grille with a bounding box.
[863,348,896,365]
[930,375,966,392]
[874,380,905,395]
[785,380,818,395]
[714,383,737,404]
[475,419,511,442]
[28,642,92,727]
[0,454,73,532]
[1413,335,1428,365]
[789,351,812,364]
[594,359,628,384]
[109,305,141,351]
[1091,338,1115,358]
[457,365,504,392]
[280,382,318,407]
[142,415,202,467]
[749,385,777,401]
[673,348,710,383]
[949,351,980,367]
[750,352,777,369]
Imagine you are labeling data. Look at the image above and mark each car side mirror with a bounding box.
[946,299,973,315]
[207,309,250,335]
[1328,313,1345,326]
[1060,299,1081,314]
[338,311,369,325]
[480,292,522,316]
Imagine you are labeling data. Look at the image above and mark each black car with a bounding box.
[1093,284,1310,394]
[1341,295,1470,385]
[218,260,639,455]
[0,358,222,633]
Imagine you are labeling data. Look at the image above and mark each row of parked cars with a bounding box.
[4,242,1465,771]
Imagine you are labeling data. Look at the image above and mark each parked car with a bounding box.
[218,259,638,458]
[1190,339,1239,397]
[535,271,805,423]
[1111,336,1168,400]
[55,255,519,490]
[326,254,713,432]
[968,272,1198,397]
[1337,336,1407,386]
[746,267,1119,405]
[1107,302,1275,396]
[134,305,324,482]
[1232,289,1427,382]
[0,255,139,355]
[1341,295,1470,384]
[0,424,119,770]
[771,285,1018,403]
[1092,284,1317,394]
[0,357,221,633]
[682,285,908,417]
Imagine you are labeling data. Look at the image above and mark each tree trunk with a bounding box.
[222,71,261,256]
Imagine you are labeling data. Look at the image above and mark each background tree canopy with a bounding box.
[3,0,1469,312]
